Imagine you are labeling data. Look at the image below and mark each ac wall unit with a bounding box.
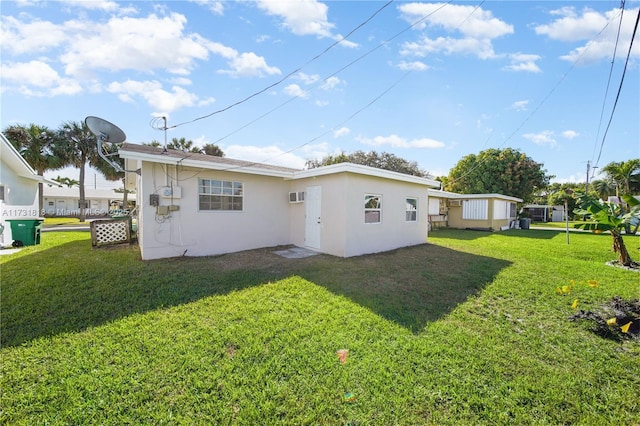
[448,199,462,207]
[288,191,305,203]
[160,186,181,198]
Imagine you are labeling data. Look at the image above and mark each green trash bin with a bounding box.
[6,218,44,246]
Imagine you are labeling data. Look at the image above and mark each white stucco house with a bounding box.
[119,143,442,260]
[42,186,128,217]
[0,133,59,246]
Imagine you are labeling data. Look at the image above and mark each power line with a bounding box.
[167,0,395,130]
[209,71,414,173]
[593,6,640,170]
[591,1,626,165]
[447,8,623,187]
[208,1,452,146]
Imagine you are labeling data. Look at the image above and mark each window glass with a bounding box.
[199,179,243,211]
[406,198,417,222]
[364,194,381,223]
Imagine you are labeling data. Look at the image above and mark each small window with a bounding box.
[364,194,381,223]
[199,178,243,211]
[0,185,4,201]
[406,198,417,222]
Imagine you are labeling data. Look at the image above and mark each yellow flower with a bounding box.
[620,321,632,334]
[561,285,571,294]
[587,280,598,287]
[570,279,575,287]
[571,299,579,309]
[606,317,618,326]
[555,287,563,295]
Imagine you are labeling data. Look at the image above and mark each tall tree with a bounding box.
[590,179,616,201]
[600,159,640,198]
[306,150,428,177]
[166,137,199,153]
[445,148,550,203]
[57,121,101,222]
[3,124,64,213]
[201,143,225,157]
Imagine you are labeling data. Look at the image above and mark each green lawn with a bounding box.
[2,229,639,424]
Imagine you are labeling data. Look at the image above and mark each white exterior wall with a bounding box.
[289,173,348,257]
[343,174,428,257]
[137,161,291,260]
[0,165,39,245]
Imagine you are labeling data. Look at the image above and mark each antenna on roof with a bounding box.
[85,116,140,174]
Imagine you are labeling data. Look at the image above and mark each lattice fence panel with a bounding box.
[91,218,131,247]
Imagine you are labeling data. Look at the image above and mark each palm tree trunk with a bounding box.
[79,164,86,222]
[38,180,44,217]
[611,231,633,267]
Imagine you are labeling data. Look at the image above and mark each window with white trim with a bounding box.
[364,194,382,223]
[406,197,417,222]
[199,179,243,211]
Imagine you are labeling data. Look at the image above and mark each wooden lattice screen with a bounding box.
[91,218,131,247]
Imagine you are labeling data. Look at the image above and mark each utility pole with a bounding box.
[585,161,591,195]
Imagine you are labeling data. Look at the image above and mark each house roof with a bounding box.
[1,133,60,186]
[43,186,126,200]
[428,189,522,203]
[119,143,300,178]
[119,142,442,188]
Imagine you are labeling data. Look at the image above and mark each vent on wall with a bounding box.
[448,199,462,207]
[289,191,305,203]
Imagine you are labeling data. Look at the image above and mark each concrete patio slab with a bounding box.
[273,247,319,259]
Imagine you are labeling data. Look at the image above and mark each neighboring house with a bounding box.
[0,133,59,246]
[42,186,129,217]
[118,143,441,260]
[428,190,522,231]
[522,204,564,222]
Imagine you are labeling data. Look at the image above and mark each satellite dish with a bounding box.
[85,116,126,143]
[84,116,138,174]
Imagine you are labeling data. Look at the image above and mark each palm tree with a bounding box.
[601,159,640,198]
[590,179,615,201]
[58,121,102,222]
[167,137,199,153]
[52,176,79,188]
[3,124,65,213]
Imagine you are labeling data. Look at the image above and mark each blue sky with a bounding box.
[2,0,639,190]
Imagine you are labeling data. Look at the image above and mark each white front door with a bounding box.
[305,186,321,249]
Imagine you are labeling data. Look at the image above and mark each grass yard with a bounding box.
[1,229,639,424]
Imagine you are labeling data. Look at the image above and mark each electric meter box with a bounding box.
[160,186,181,198]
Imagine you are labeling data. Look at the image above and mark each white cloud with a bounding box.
[522,130,557,146]
[61,0,120,12]
[562,130,579,139]
[107,79,207,112]
[399,3,513,38]
[357,134,445,149]
[220,51,281,77]
[255,0,335,38]
[320,76,342,90]
[0,16,69,54]
[223,144,307,169]
[398,2,513,60]
[283,83,309,98]
[61,13,211,77]
[535,7,640,64]
[510,100,529,111]
[396,61,430,71]
[503,53,542,73]
[295,72,321,85]
[189,0,224,15]
[0,60,82,96]
[333,127,350,138]
[401,36,498,60]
